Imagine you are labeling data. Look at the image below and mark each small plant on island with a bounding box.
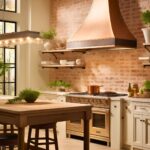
[7,89,40,104]
[19,89,40,103]
[48,80,71,91]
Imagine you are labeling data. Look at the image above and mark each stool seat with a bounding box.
[27,122,58,150]
[0,133,18,140]
[0,124,18,150]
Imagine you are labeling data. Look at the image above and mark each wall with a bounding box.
[49,0,150,92]
[0,0,52,93]
[17,0,53,92]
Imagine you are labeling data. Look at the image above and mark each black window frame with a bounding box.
[0,20,17,96]
[0,0,17,13]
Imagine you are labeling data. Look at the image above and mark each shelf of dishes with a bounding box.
[138,57,150,67]
[41,59,85,69]
[41,64,85,69]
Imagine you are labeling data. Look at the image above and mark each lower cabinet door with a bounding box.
[143,115,150,149]
[133,114,143,148]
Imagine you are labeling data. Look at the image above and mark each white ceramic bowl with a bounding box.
[60,60,67,65]
[67,61,75,65]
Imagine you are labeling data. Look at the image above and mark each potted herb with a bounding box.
[141,10,150,43]
[140,80,150,98]
[40,28,57,50]
[19,89,40,103]
[48,80,71,92]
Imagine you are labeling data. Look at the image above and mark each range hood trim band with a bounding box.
[67,38,137,50]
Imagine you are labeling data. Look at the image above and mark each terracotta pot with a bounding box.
[87,85,100,95]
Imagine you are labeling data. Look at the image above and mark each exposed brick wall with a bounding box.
[49,0,150,92]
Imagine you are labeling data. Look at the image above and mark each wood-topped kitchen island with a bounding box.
[0,100,92,150]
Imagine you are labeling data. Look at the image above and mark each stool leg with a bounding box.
[27,127,32,150]
[9,146,14,150]
[35,128,39,149]
[53,127,59,150]
[45,129,49,150]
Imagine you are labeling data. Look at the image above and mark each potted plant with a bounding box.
[141,80,150,98]
[40,27,57,50]
[48,80,71,92]
[141,10,150,43]
[19,88,40,103]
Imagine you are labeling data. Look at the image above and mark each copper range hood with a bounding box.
[67,0,137,50]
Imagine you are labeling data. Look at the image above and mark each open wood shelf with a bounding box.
[143,63,150,67]
[143,43,150,52]
[41,49,87,54]
[41,64,85,69]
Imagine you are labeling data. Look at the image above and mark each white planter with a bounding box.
[43,40,55,50]
[142,27,150,43]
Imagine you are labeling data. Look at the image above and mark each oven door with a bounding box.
[66,118,83,133]
[90,107,110,138]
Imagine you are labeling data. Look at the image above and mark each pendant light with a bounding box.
[0,30,42,47]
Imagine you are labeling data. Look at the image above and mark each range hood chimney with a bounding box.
[67,0,137,50]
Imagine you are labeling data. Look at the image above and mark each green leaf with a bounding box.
[141,10,150,26]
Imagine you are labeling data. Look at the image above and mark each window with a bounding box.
[0,21,16,95]
[0,0,17,12]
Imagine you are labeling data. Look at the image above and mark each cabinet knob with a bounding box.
[114,105,117,108]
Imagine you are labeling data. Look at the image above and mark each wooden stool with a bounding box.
[27,123,58,150]
[0,124,18,150]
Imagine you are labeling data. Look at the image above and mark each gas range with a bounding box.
[70,91,127,97]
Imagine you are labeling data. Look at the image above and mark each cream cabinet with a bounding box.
[110,100,122,150]
[122,101,133,149]
[133,103,150,150]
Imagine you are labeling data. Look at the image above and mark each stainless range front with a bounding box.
[66,95,111,146]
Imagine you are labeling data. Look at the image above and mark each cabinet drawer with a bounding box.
[134,105,150,113]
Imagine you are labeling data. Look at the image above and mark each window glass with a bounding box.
[5,68,15,82]
[0,0,16,12]
[0,21,16,95]
[5,48,15,63]
[0,21,4,34]
[5,83,15,95]
[0,0,4,10]
[0,83,3,94]
[5,0,16,11]
[0,48,4,61]
[5,22,15,33]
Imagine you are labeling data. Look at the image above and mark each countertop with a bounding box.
[66,93,150,103]
[40,91,150,103]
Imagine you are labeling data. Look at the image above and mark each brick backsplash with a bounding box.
[49,0,150,92]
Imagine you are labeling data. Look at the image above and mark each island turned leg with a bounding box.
[83,118,90,150]
[18,127,25,150]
